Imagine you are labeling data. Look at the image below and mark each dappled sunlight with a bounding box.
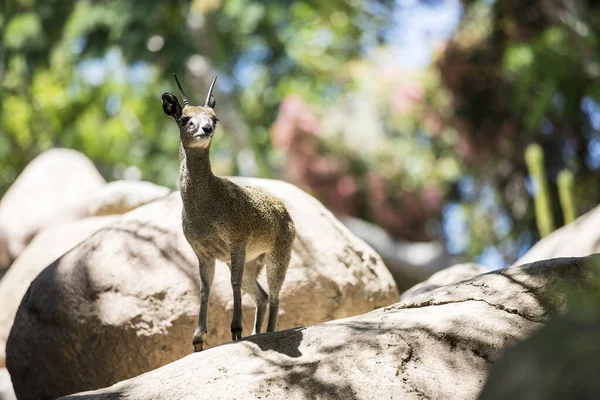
[4,1,600,399]
[53,255,600,399]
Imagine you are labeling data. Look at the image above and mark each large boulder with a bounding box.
[0,216,118,368]
[0,149,106,270]
[400,262,488,301]
[6,178,398,400]
[59,255,600,400]
[479,258,600,400]
[480,311,600,400]
[515,204,600,266]
[0,368,16,400]
[88,180,171,216]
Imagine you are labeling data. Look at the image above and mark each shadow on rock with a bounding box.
[241,326,306,358]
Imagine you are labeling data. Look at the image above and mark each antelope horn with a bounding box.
[173,73,189,107]
[205,76,218,107]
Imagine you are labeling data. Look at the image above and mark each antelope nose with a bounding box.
[202,124,213,134]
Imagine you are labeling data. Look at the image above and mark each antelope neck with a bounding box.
[179,145,217,196]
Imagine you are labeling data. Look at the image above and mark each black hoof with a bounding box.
[193,342,204,352]
[231,330,243,341]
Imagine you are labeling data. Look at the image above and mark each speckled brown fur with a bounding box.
[161,81,295,352]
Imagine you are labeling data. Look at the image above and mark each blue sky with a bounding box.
[390,0,462,69]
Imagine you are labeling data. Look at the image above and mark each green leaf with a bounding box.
[4,12,44,50]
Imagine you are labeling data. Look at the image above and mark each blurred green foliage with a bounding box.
[0,0,393,192]
[0,0,196,191]
[2,0,600,265]
[431,0,600,262]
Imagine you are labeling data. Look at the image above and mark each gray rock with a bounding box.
[0,368,16,400]
[0,149,106,270]
[6,178,398,400]
[479,311,600,400]
[400,262,488,301]
[515,204,600,266]
[58,255,600,400]
[0,216,118,367]
[88,180,171,216]
[479,254,600,400]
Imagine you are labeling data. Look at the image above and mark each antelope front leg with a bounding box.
[193,257,215,352]
[230,247,246,341]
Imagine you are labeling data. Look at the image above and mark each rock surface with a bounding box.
[480,312,600,400]
[59,255,600,400]
[479,259,600,400]
[400,262,488,301]
[0,368,16,400]
[515,204,600,266]
[0,216,118,368]
[88,180,171,216]
[6,178,398,400]
[0,149,106,270]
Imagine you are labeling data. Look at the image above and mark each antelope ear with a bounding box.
[161,92,182,119]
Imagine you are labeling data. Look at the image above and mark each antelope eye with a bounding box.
[180,116,190,125]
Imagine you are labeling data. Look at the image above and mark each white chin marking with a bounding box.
[186,137,211,149]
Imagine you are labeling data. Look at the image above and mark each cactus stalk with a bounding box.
[525,143,555,237]
[557,168,576,224]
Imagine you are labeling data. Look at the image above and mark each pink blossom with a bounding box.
[390,80,425,116]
